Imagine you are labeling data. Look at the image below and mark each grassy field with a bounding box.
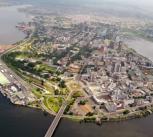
[32,88,43,98]
[34,64,56,73]
[44,97,63,113]
[0,72,10,85]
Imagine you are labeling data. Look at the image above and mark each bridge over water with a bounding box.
[44,91,73,137]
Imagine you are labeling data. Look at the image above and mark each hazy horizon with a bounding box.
[2,0,153,19]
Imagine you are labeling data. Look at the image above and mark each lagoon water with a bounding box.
[2,90,153,137]
[125,37,153,62]
[1,5,153,137]
[0,5,31,45]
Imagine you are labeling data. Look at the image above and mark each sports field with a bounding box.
[0,72,10,85]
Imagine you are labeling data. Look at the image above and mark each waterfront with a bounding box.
[2,91,153,137]
[1,5,153,137]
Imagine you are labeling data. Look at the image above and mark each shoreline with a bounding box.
[1,38,153,125]
[1,74,153,125]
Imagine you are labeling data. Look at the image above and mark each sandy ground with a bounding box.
[0,45,13,53]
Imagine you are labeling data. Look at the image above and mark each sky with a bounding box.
[75,0,153,9]
[102,0,153,8]
[3,0,153,8]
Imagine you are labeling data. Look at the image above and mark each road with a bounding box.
[0,44,34,102]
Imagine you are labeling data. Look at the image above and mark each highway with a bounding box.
[0,44,32,89]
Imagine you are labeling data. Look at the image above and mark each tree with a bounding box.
[86,112,94,116]
[36,88,41,92]
[56,77,61,81]
[54,89,60,95]
[27,62,35,68]
[41,80,44,86]
[78,100,87,105]
[123,110,130,115]
[59,80,66,88]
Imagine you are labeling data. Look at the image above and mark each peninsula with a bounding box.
[1,12,153,126]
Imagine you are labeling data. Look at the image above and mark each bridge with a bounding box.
[44,91,73,137]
